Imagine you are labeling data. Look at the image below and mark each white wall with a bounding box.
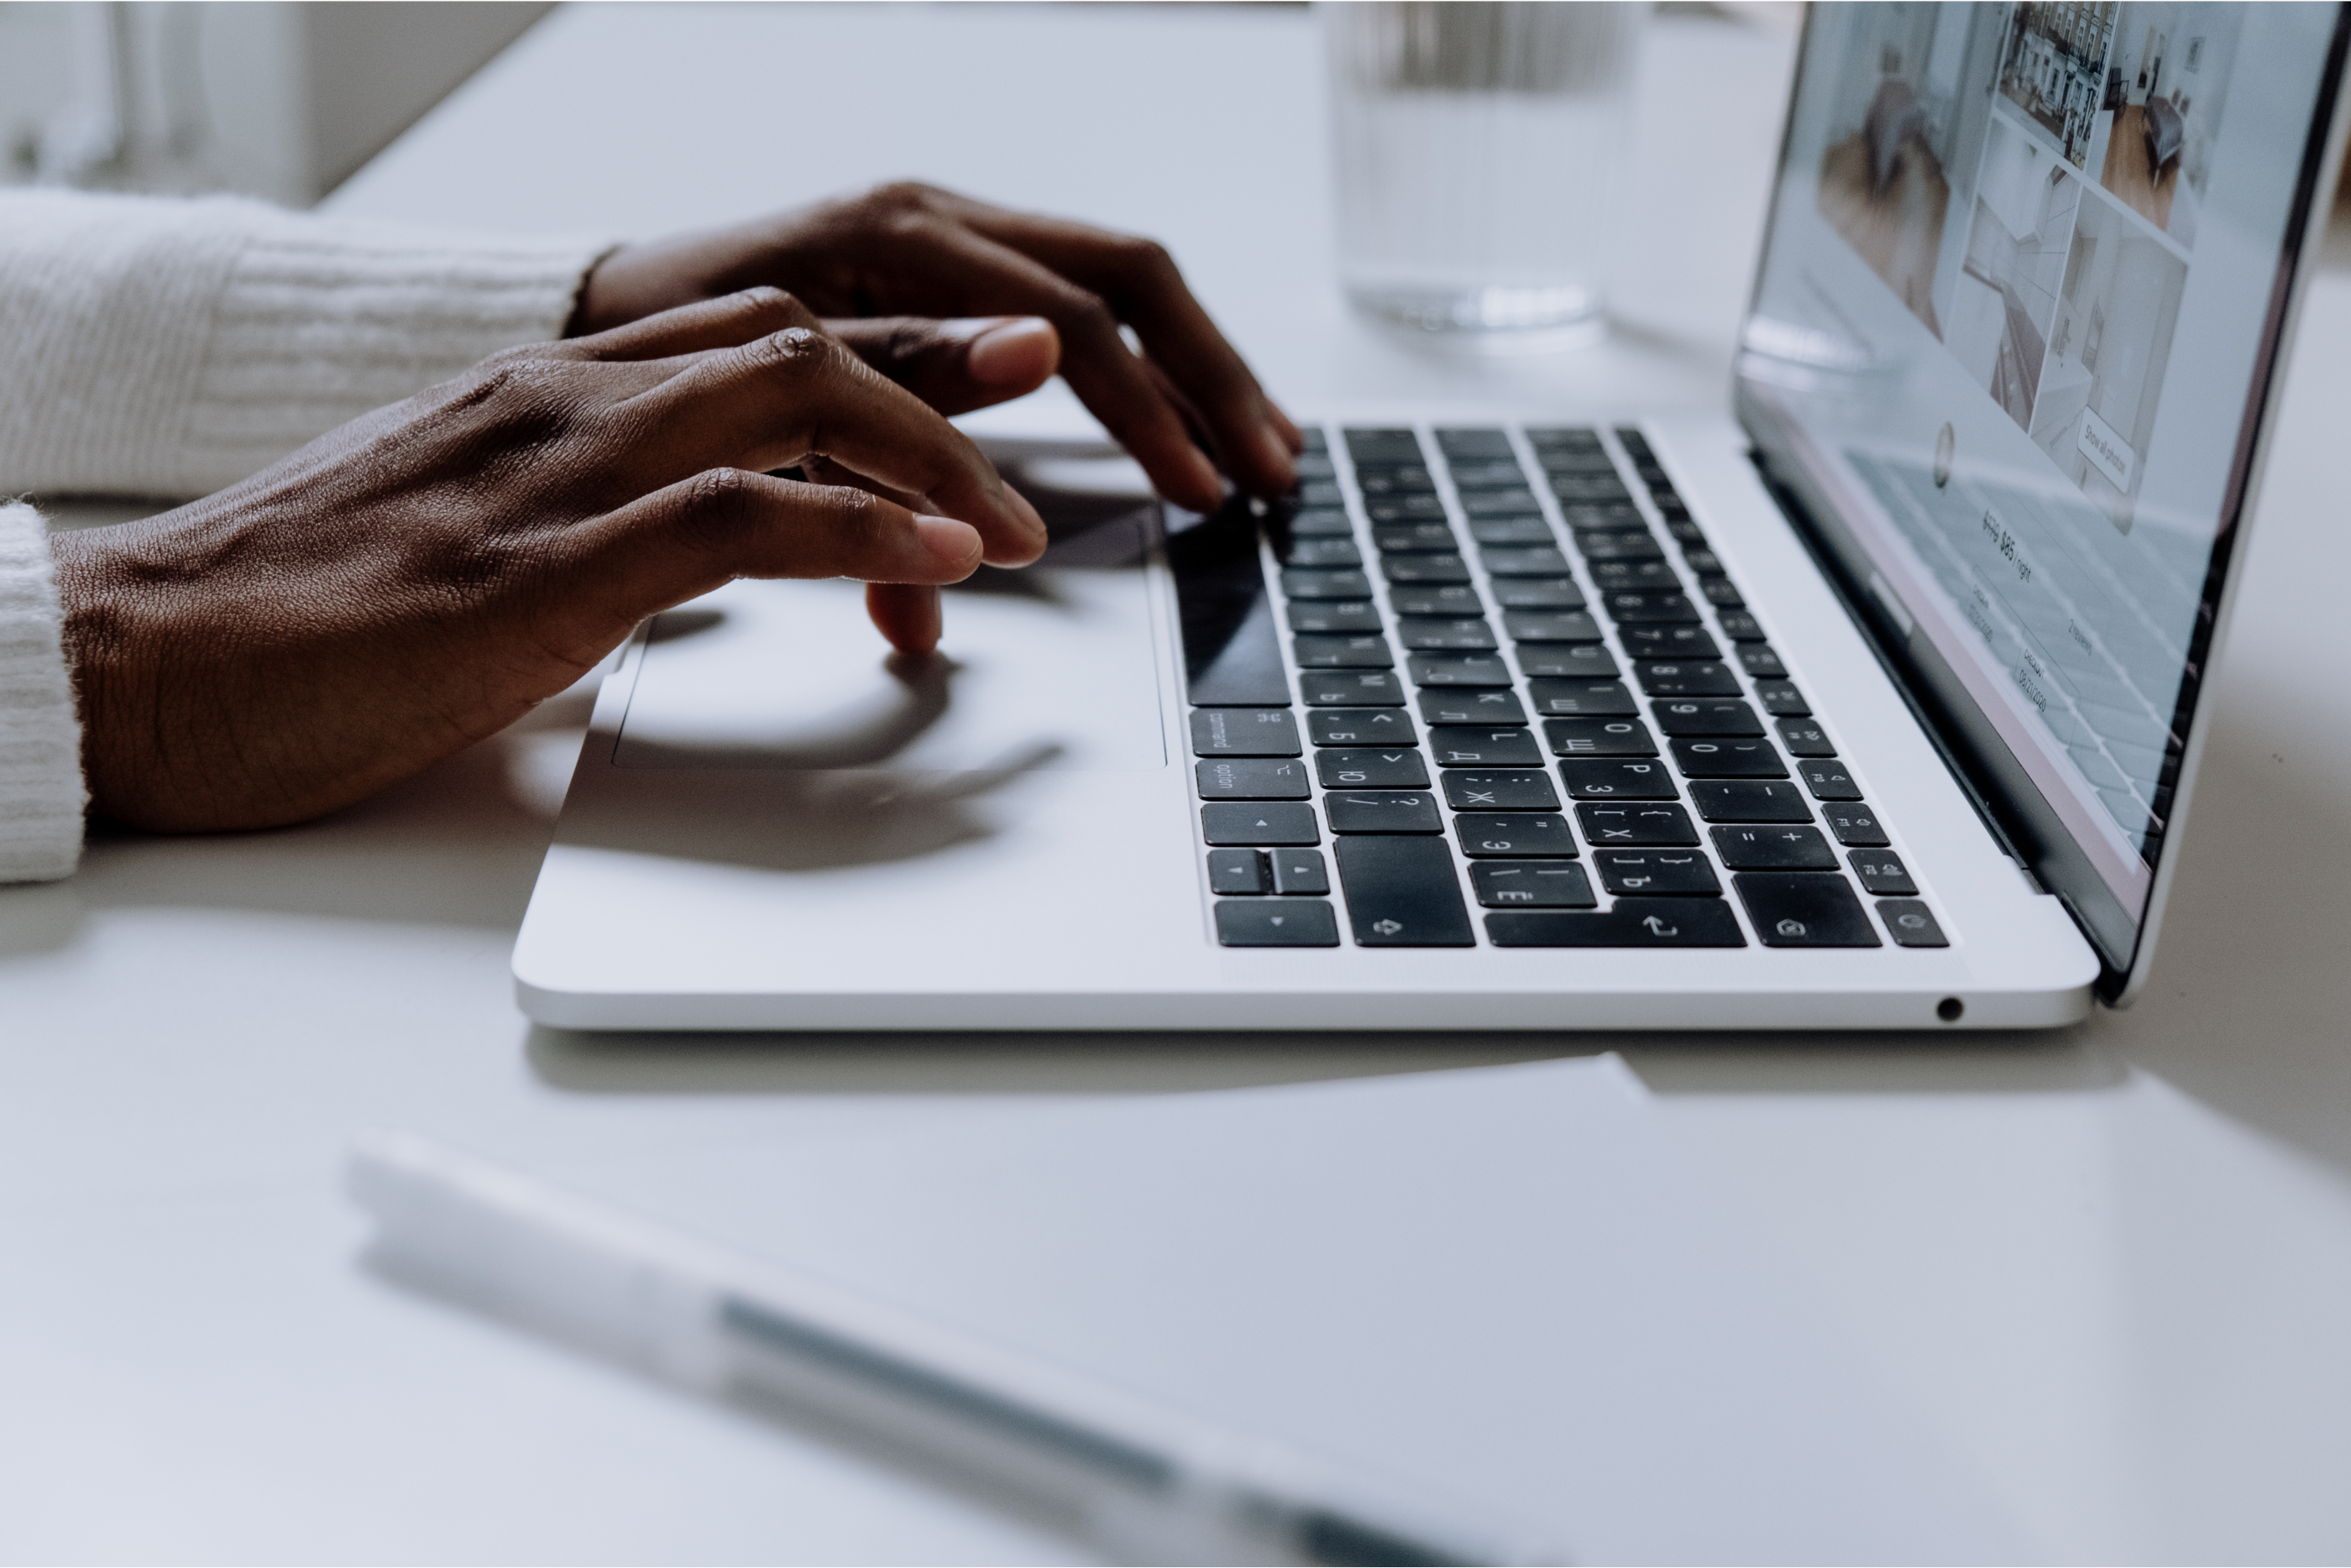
[0,2,549,204]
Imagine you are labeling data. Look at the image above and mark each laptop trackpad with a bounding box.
[611,510,1167,773]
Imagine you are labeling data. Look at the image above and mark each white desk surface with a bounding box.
[8,3,2351,1560]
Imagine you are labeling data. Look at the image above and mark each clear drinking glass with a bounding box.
[1325,1,1644,348]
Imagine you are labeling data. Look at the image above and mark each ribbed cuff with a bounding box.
[0,502,85,883]
[180,212,611,494]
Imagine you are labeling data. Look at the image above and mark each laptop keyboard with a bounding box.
[1173,425,1950,952]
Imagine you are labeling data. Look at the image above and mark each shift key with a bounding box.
[1336,836,1475,946]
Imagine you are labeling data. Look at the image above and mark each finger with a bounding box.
[919,196,1301,494]
[626,326,1046,566]
[866,583,944,655]
[567,285,823,362]
[562,469,985,627]
[852,220,1228,510]
[826,316,1061,416]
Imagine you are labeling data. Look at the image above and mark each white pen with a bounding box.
[347,1133,1560,1567]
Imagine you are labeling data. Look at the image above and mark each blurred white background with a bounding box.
[0,1,547,204]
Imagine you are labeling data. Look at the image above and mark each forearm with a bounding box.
[0,189,610,499]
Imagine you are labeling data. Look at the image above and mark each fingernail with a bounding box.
[1254,426,1297,485]
[966,316,1060,386]
[914,515,985,574]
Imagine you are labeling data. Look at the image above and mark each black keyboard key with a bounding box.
[1735,643,1788,678]
[1572,531,1664,562]
[1365,495,1448,524]
[1480,546,1572,577]
[1469,517,1555,546]
[1325,791,1444,834]
[1295,449,1334,475]
[1820,802,1889,847]
[1715,610,1767,640]
[1559,504,1646,531]
[1294,634,1394,669]
[1849,849,1917,895]
[1316,749,1430,789]
[1454,813,1579,858]
[1442,770,1561,811]
[1286,507,1354,536]
[1665,520,1708,546]
[1487,899,1744,948]
[1301,670,1406,706]
[1427,727,1544,766]
[1527,426,1604,449]
[1282,567,1374,600]
[1652,698,1763,736]
[1435,426,1515,458]
[1419,689,1528,725]
[1689,779,1812,823]
[1334,835,1474,946]
[1308,708,1416,746]
[1576,802,1699,846]
[1353,466,1435,494]
[1527,678,1639,717]
[1460,489,1542,516]
[1396,616,1499,651]
[1711,824,1836,870]
[1735,873,1880,948]
[1202,802,1319,845]
[1345,428,1423,463]
[1191,708,1301,758]
[1448,458,1531,489]
[1409,654,1513,688]
[1301,427,1327,452]
[1514,643,1621,680]
[1556,758,1676,800]
[1620,624,1720,659]
[1287,599,1383,634]
[1615,428,1654,460]
[1170,502,1288,706]
[1279,536,1362,568]
[1796,760,1864,800]
[1668,738,1786,778]
[1469,860,1596,908]
[1680,548,1725,575]
[1373,521,1461,553]
[1544,717,1657,757]
[1388,583,1487,617]
[1297,483,1343,508]
[1600,591,1701,624]
[1588,562,1683,593]
[1593,849,1720,896]
[1548,475,1636,504]
[1207,849,1267,895]
[1270,847,1331,896]
[1196,757,1311,800]
[1503,610,1603,643]
[1381,553,1473,584]
[1699,578,1746,609]
[1490,578,1586,610]
[1216,898,1341,947]
[1634,660,1743,698]
[1774,717,1835,756]
[1877,898,1949,948]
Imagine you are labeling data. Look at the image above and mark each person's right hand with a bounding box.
[50,288,1046,834]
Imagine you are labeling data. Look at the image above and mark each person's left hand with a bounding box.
[566,182,1301,511]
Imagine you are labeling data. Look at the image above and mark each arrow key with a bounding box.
[1215,899,1342,947]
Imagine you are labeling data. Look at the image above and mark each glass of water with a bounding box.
[1325,1,1644,348]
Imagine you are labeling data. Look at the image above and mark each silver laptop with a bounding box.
[513,3,2351,1032]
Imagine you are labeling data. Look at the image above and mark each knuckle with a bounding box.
[675,467,761,549]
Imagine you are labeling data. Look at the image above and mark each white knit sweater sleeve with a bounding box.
[0,188,611,881]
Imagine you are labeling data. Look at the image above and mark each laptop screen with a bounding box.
[1736,2,2348,983]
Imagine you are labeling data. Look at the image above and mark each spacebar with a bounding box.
[1334,836,1474,947]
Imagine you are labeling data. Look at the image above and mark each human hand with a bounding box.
[568,182,1301,510]
[50,290,1045,833]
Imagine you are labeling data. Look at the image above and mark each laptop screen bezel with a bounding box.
[1732,3,2351,1002]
